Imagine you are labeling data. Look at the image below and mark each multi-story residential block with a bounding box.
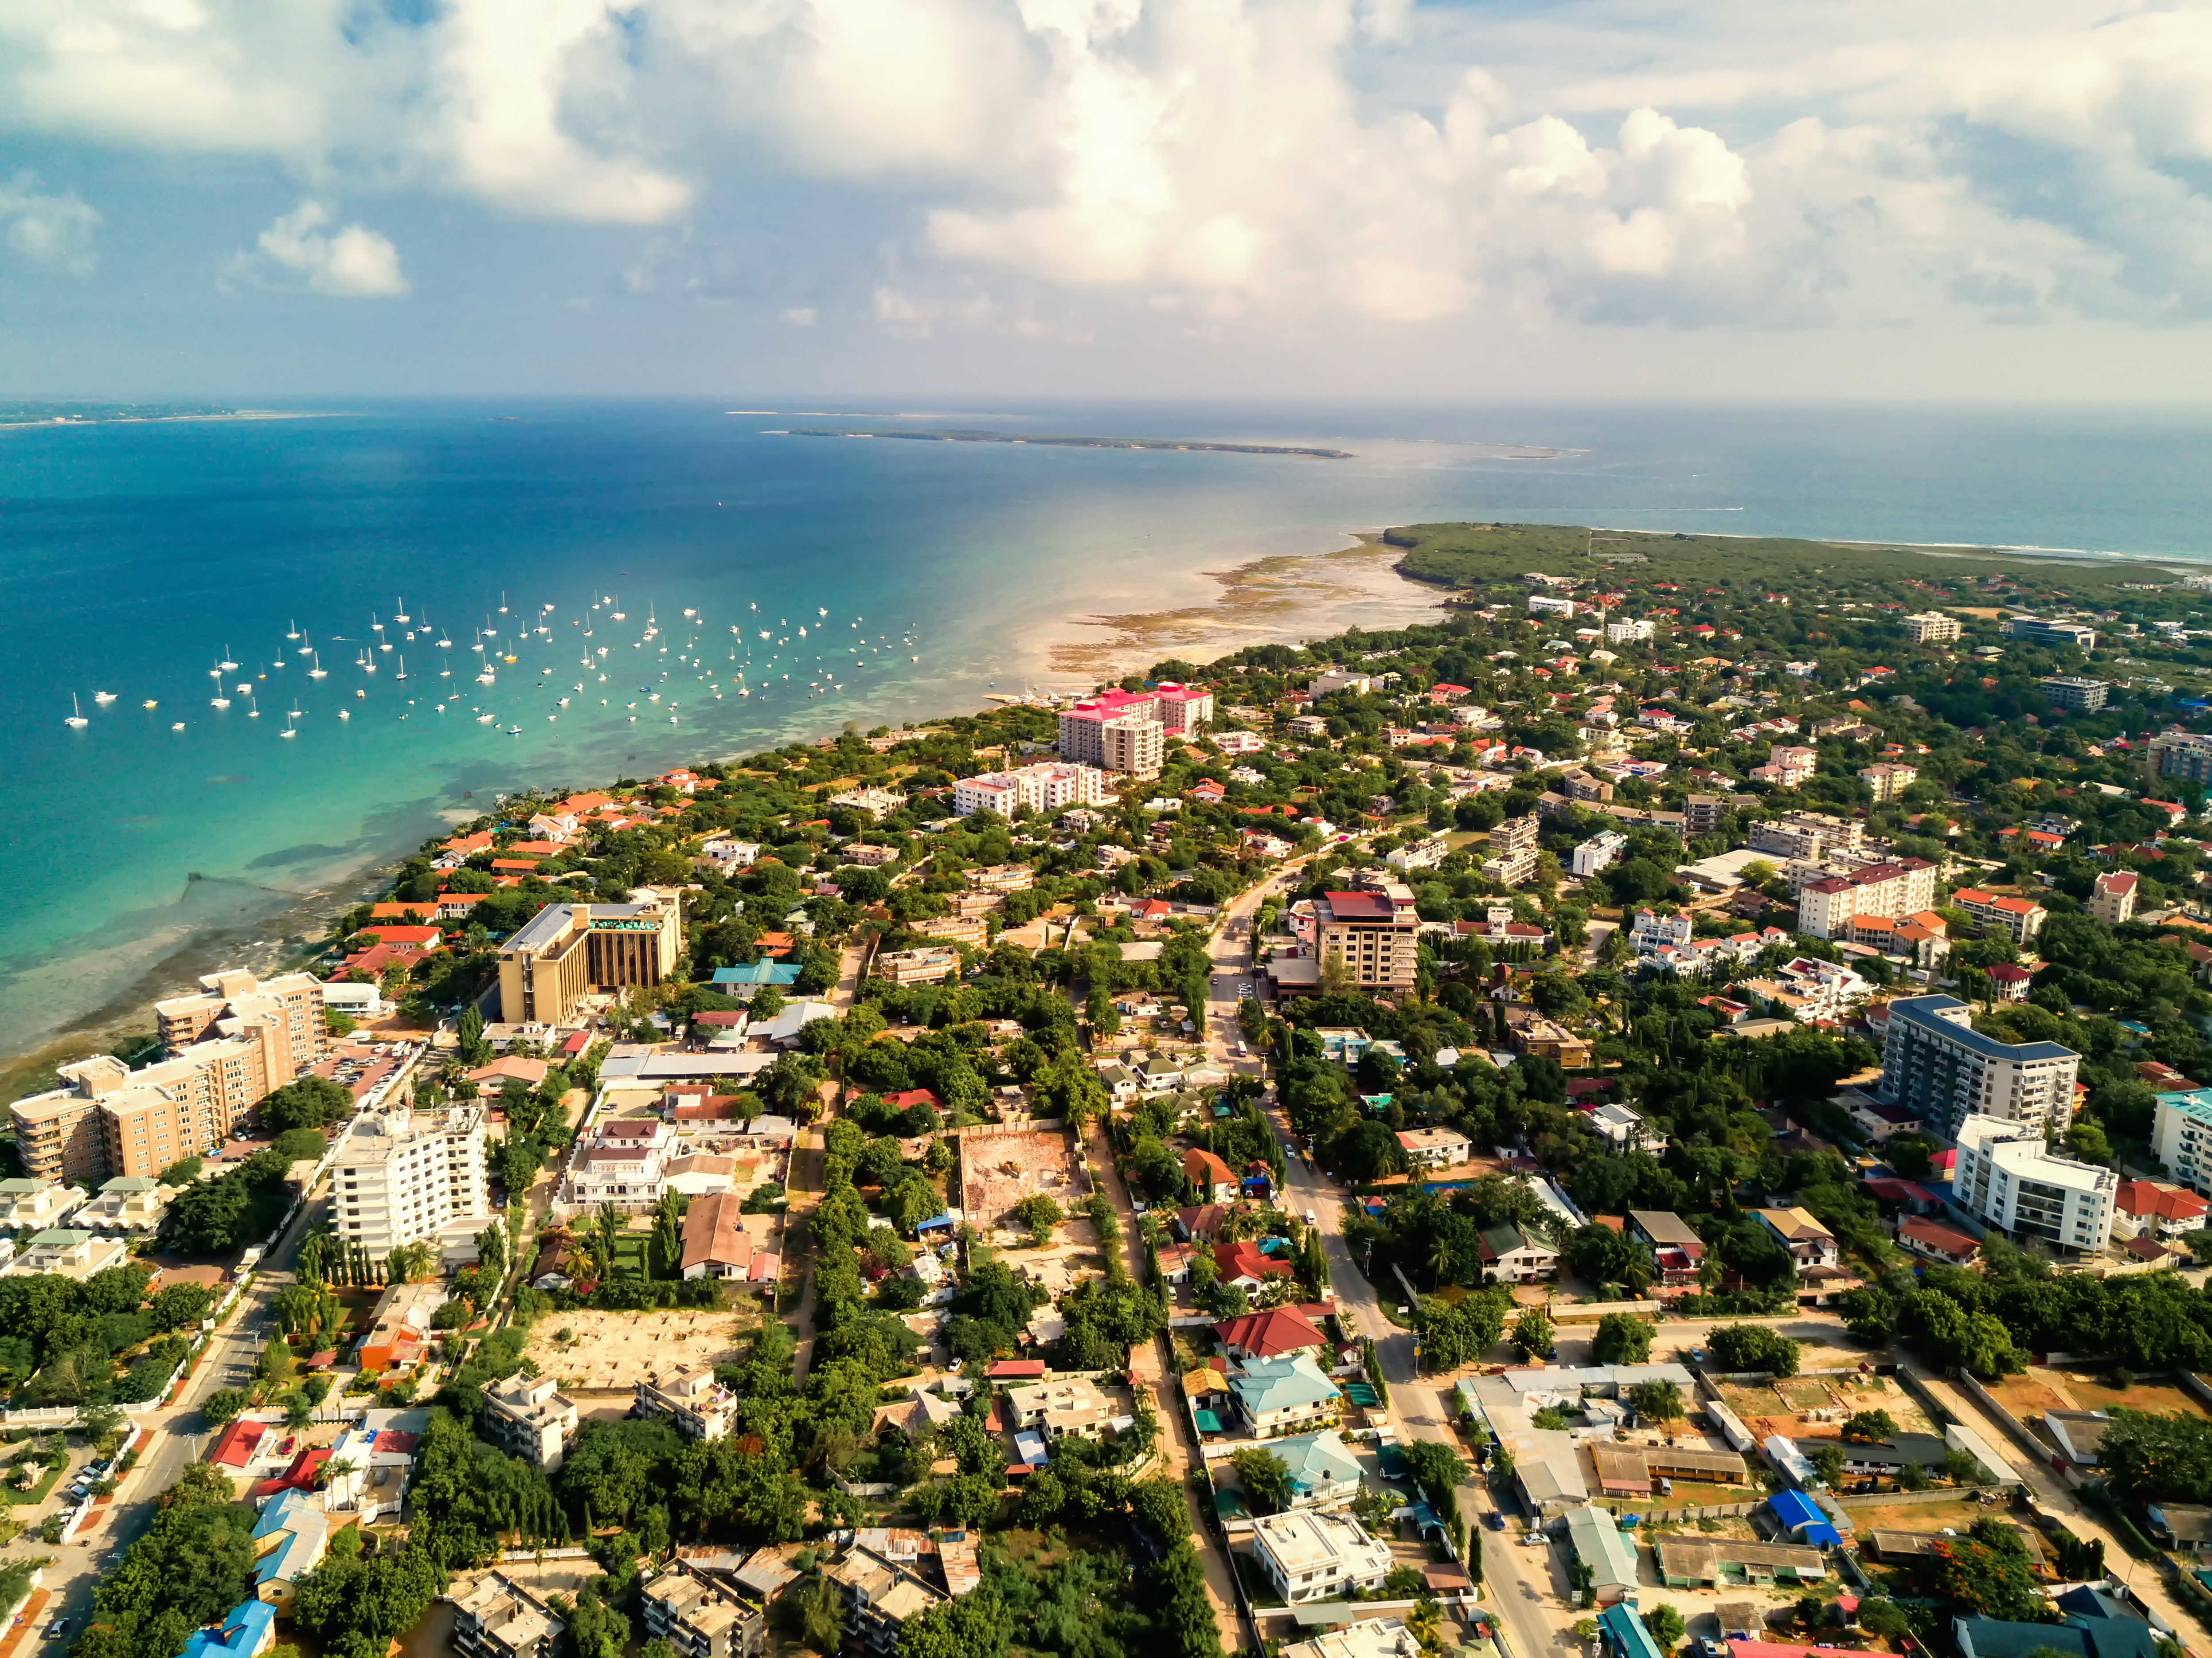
[1752,745,1816,787]
[1749,812,1865,861]
[1384,835,1449,872]
[1684,794,1728,836]
[1878,994,2080,1141]
[1094,713,1165,778]
[481,1373,579,1470]
[1481,812,1542,885]
[1953,1113,2116,1256]
[1859,762,1918,801]
[1004,1378,1114,1440]
[1571,832,1627,877]
[1952,887,2048,946]
[453,1575,564,1658]
[1605,618,1654,643]
[825,1547,944,1657]
[1395,1127,1472,1169]
[950,761,1112,818]
[0,1178,84,1229]
[2042,676,2110,711]
[1563,770,1614,804]
[875,947,960,986]
[1150,681,1215,731]
[913,914,989,947]
[155,970,330,1071]
[70,1176,170,1232]
[496,888,684,1027]
[1251,1510,1393,1604]
[564,1119,672,1214]
[1903,612,1962,643]
[1058,689,1182,776]
[636,1365,739,1441]
[1,1229,129,1279]
[329,1104,491,1263]
[1312,882,1420,991]
[2007,617,2098,649]
[826,786,907,819]
[1794,858,1939,940]
[2149,731,2212,786]
[1528,594,1576,619]
[641,1569,766,1658]
[2090,870,2139,926]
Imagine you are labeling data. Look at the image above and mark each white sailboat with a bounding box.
[440,656,452,678]
[210,693,231,709]
[394,597,410,623]
[286,619,301,641]
[396,656,408,681]
[246,694,260,718]
[309,651,328,679]
[338,708,351,720]
[65,694,88,728]
[219,645,238,670]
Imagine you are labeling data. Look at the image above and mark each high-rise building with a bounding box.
[1313,881,1420,991]
[1903,612,1962,644]
[1858,763,1918,802]
[328,1104,491,1263]
[154,970,329,1071]
[2148,731,2212,786]
[2041,676,2110,711]
[1749,812,1865,862]
[1952,1112,2115,1256]
[1794,858,1938,940]
[496,888,684,1026]
[1094,714,1165,779]
[1878,994,2080,1142]
[1951,888,2048,946]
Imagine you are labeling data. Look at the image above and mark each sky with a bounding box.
[4,0,2212,402]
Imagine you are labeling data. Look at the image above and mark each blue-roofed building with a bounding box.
[250,1488,329,1611]
[710,961,802,989]
[1877,994,2082,1142]
[1227,1355,1342,1439]
[181,1602,278,1658]
[1265,1429,1364,1509]
[1597,1601,1664,1658]
[1766,1489,1841,1548]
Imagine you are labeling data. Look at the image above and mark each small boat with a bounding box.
[172,721,185,731]
[477,712,494,723]
[505,724,521,735]
[356,687,366,698]
[65,694,88,728]
[309,652,328,679]
[236,682,252,695]
[436,636,453,648]
[280,725,296,738]
[498,592,509,614]
[394,597,410,623]
[396,656,407,681]
[246,696,260,718]
[210,695,231,709]
[338,709,350,720]
[93,689,116,704]
[286,620,300,640]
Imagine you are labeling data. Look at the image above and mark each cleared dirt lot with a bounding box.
[1716,1372,1933,1443]
[524,1307,757,1392]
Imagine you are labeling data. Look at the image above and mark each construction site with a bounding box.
[954,1125,1089,1231]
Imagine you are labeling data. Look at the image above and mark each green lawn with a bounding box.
[1,1459,66,1508]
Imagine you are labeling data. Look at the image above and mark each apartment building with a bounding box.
[1482,812,1542,885]
[329,1104,491,1263]
[875,947,960,986]
[1313,881,1420,991]
[2149,731,2212,786]
[1251,1511,1393,1605]
[1684,794,1728,836]
[564,1119,672,1214]
[1859,762,1919,802]
[825,1547,944,1657]
[1878,994,2081,1141]
[1605,618,1654,643]
[496,888,684,1027]
[1952,1113,2117,1256]
[636,1365,739,1441]
[1794,858,1939,941]
[1004,1378,1115,1440]
[1752,745,1816,787]
[2006,617,2098,649]
[950,761,1111,818]
[2090,870,2139,926]
[1059,689,1176,776]
[1749,812,1866,862]
[2042,676,2110,711]
[481,1373,579,1470]
[155,970,329,1073]
[1903,612,1962,644]
[1572,832,1627,877]
[1952,888,2048,946]
[453,1575,563,1658]
[641,1570,765,1658]
[826,786,906,819]
[2153,1088,2212,1199]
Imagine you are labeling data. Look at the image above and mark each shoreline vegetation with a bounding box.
[0,405,327,430]
[778,426,1358,459]
[7,513,2204,1100]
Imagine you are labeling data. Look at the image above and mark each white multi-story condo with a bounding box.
[1251,1511,1393,1605]
[1952,1113,2116,1256]
[1878,995,2080,1142]
[1794,858,1938,940]
[330,1104,491,1263]
[950,761,1113,818]
[1903,612,1962,643]
[1571,832,1627,877]
[2153,1087,2212,1198]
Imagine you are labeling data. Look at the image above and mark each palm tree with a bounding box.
[283,1392,316,1432]
[317,1455,358,1494]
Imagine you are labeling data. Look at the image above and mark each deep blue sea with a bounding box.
[6,399,2212,1058]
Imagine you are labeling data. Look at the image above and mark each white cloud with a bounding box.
[3,0,2212,335]
[0,170,100,272]
[223,200,409,297]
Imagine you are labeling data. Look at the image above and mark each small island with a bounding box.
[781,426,1357,459]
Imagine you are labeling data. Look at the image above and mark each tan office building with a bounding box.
[496,888,683,1026]
[1313,881,1421,991]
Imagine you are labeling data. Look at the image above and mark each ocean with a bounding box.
[6,398,2212,1062]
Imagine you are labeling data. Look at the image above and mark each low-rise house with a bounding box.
[1215,1306,1328,1362]
[636,1365,738,1441]
[1654,1535,1827,1589]
[250,1489,328,1613]
[1897,1216,1981,1267]
[1478,1223,1559,1283]
[1567,1504,1641,1607]
[71,1176,172,1232]
[180,1602,278,1658]
[322,1409,427,1519]
[2148,1503,2212,1556]
[1278,1622,1421,1658]
[1790,1431,1949,1477]
[453,1574,564,1658]
[1394,1127,1471,1169]
[481,1373,579,1470]
[1250,1509,1392,1604]
[1006,1378,1115,1440]
[1228,1354,1341,1439]
[2112,1180,2211,1242]
[1626,1211,1704,1285]
[680,1192,754,1280]
[2046,1410,2112,1466]
[1214,1239,1293,1290]
[0,1178,86,1229]
[1262,1428,1365,1509]
[1754,1208,1839,1269]
[640,1567,766,1658]
[1181,1148,1238,1201]
[2,1229,128,1279]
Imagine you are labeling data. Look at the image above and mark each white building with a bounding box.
[1278,1624,1420,1658]
[1903,612,1962,644]
[1877,995,2080,1142]
[1571,832,1628,877]
[1251,1511,1393,1604]
[1384,836,1449,872]
[562,1119,672,1214]
[635,1365,739,1441]
[1953,1112,2117,1256]
[950,762,1114,819]
[2150,1088,2212,1199]
[481,1373,580,1470]
[1605,618,1653,644]
[1529,594,1577,619]
[329,1105,492,1264]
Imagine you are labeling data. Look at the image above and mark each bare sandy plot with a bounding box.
[2048,1368,2212,1421]
[957,1128,1085,1228]
[1718,1373,1933,1442]
[525,1308,752,1392]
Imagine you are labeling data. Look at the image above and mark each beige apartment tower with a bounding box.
[496,888,683,1027]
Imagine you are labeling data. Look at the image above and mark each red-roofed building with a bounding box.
[2092,869,2141,926]
[1213,1306,1326,1361]
[1897,1215,1981,1267]
[1428,684,1472,702]
[1861,1178,1938,1214]
[1181,1147,1238,1201]
[356,925,442,947]
[987,1360,1047,1380]
[207,1418,266,1468]
[1213,1239,1292,1289]
[1985,962,2033,1001]
[2115,1180,2212,1242]
[369,901,434,921]
[881,1089,943,1111]
[250,1445,333,1500]
[442,831,493,856]
[503,840,563,859]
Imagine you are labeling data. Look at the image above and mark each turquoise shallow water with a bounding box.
[5,398,2212,1056]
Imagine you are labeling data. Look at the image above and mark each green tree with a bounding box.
[1591,1313,1654,1366]
[1229,1448,1294,1515]
[1510,1306,1553,1361]
[1641,1603,1686,1654]
[1841,1408,1898,1443]
[1628,1380,1684,1424]
[1707,1324,1800,1376]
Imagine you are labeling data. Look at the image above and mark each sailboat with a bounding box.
[394,597,410,624]
[210,691,231,709]
[440,656,452,678]
[338,708,350,720]
[498,591,509,614]
[309,652,328,679]
[396,656,408,682]
[286,619,301,641]
[218,645,238,671]
[142,699,158,710]
[65,694,88,728]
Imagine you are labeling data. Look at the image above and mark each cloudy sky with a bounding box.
[5,0,2212,399]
